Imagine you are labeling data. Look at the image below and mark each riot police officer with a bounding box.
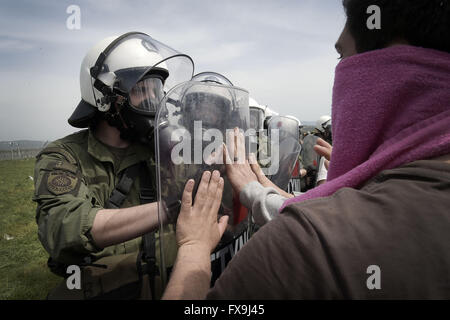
[33,32,193,299]
[314,115,332,144]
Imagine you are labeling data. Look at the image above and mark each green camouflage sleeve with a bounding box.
[33,151,102,264]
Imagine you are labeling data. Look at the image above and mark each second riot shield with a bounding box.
[155,80,250,287]
[266,115,301,191]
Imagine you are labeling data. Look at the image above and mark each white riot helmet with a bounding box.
[69,32,194,142]
[249,97,265,109]
[248,98,281,130]
[315,115,331,133]
[264,106,279,117]
[249,97,279,117]
[192,71,233,86]
[285,115,302,128]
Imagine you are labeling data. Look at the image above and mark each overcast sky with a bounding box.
[0,0,346,141]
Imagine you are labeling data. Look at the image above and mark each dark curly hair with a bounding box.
[343,0,450,53]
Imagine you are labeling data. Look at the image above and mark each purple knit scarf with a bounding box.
[281,45,450,211]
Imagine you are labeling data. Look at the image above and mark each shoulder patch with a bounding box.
[47,170,79,195]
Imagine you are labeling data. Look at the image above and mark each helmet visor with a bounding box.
[322,119,331,131]
[95,33,194,95]
[129,76,165,115]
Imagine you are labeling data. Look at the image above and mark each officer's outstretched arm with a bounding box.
[91,203,160,249]
[34,151,162,263]
[34,151,104,264]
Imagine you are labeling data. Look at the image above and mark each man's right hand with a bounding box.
[222,128,259,195]
[247,153,294,198]
[223,127,294,199]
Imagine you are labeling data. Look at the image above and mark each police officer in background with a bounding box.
[314,115,332,144]
[313,115,331,185]
[32,32,193,299]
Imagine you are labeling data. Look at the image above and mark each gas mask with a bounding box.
[108,73,166,144]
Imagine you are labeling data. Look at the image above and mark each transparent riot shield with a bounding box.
[300,133,320,191]
[248,107,265,159]
[155,81,250,287]
[250,107,265,131]
[266,115,301,191]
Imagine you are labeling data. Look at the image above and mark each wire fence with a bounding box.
[0,149,42,161]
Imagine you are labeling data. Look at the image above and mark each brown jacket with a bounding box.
[207,159,450,299]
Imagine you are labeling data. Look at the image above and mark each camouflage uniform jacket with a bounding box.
[32,129,173,266]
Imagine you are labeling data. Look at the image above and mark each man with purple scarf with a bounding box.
[162,0,450,299]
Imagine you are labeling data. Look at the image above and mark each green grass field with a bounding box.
[0,159,60,299]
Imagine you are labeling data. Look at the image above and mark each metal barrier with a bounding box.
[0,149,42,161]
